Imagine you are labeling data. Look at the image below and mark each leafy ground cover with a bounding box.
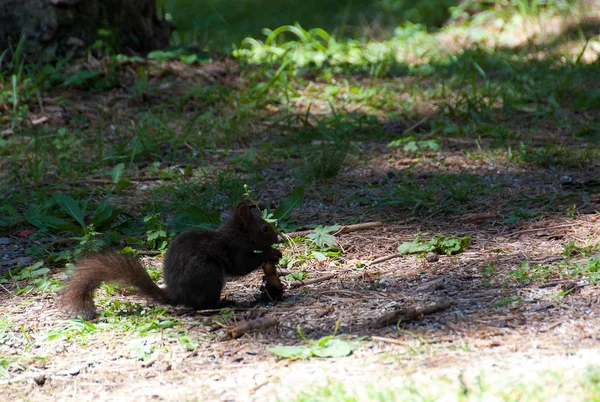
[1,1,600,400]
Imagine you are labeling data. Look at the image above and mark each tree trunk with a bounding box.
[0,0,172,62]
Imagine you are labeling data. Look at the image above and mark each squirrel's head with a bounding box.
[233,202,278,248]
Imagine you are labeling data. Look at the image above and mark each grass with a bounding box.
[290,365,600,401]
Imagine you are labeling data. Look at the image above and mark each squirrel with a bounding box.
[58,202,282,320]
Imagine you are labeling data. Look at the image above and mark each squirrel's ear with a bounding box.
[236,202,251,222]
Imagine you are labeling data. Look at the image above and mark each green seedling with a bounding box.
[481,263,496,286]
[269,318,361,359]
[284,271,309,282]
[0,260,62,295]
[388,136,440,155]
[398,234,472,256]
[306,225,340,248]
[143,213,169,252]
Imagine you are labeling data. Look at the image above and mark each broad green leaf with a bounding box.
[91,198,116,227]
[398,238,431,254]
[28,260,44,270]
[111,163,125,184]
[147,230,166,241]
[30,268,50,277]
[398,235,471,255]
[311,251,327,261]
[437,235,471,255]
[268,345,310,359]
[54,194,85,227]
[307,225,339,248]
[25,209,79,232]
[322,225,341,233]
[63,70,101,86]
[403,141,419,153]
[273,186,304,221]
[180,54,198,64]
[311,338,353,358]
[147,50,178,62]
[421,139,440,151]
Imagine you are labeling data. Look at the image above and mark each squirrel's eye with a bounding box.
[261,224,269,233]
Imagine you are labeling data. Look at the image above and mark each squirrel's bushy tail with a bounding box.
[59,252,169,320]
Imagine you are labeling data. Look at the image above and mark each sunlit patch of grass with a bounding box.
[290,363,600,402]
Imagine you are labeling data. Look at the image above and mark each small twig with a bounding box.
[77,176,164,186]
[191,307,252,314]
[31,116,49,126]
[286,221,383,239]
[508,223,581,236]
[402,115,430,135]
[250,381,270,394]
[371,335,454,346]
[375,302,452,328]
[0,283,17,298]
[141,354,160,368]
[576,36,591,64]
[225,315,279,339]
[291,273,338,288]
[460,212,498,221]
[183,142,196,152]
[370,336,408,346]
[140,250,162,256]
[395,158,421,165]
[368,253,402,267]
[333,222,383,235]
[320,289,365,297]
[540,321,564,332]
[537,279,572,288]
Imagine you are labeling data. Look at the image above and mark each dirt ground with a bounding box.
[2,169,600,400]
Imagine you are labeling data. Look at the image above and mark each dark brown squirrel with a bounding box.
[59,202,282,320]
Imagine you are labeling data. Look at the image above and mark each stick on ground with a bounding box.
[368,253,402,266]
[290,273,338,288]
[375,303,452,328]
[286,222,383,238]
[225,316,279,339]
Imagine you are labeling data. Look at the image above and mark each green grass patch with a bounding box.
[290,365,600,402]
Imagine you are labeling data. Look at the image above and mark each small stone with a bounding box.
[0,238,12,245]
[57,363,87,376]
[425,252,439,263]
[33,375,46,386]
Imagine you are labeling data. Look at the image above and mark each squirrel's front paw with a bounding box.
[267,248,282,262]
